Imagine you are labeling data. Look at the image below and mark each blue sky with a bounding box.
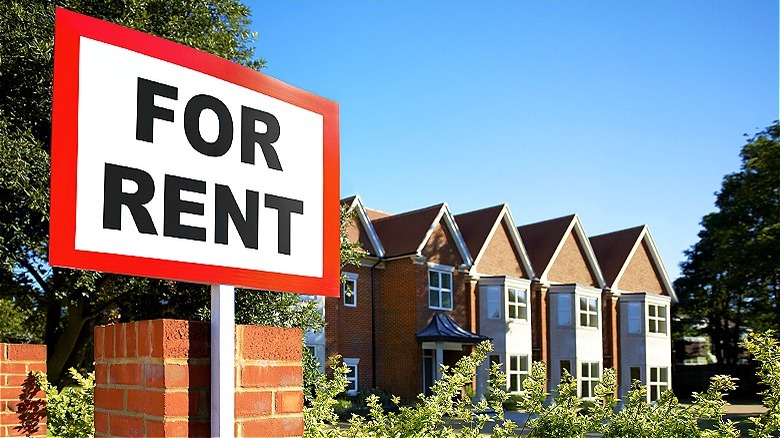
[246,0,779,279]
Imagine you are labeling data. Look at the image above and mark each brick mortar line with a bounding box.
[239,360,302,367]
[236,413,304,421]
[237,386,304,392]
[97,386,209,393]
[96,358,210,365]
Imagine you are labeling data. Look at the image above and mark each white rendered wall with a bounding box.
[476,277,533,395]
[619,292,672,397]
[548,284,603,392]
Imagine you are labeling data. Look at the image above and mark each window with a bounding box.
[648,304,667,334]
[342,274,357,307]
[580,362,600,398]
[486,287,501,319]
[560,360,572,377]
[649,367,669,401]
[507,288,528,321]
[507,355,530,393]
[557,294,572,326]
[579,296,598,328]
[429,270,453,310]
[630,367,641,384]
[344,358,360,395]
[627,302,641,334]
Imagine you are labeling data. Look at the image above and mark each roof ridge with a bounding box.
[371,203,445,223]
[590,224,646,239]
[517,213,576,229]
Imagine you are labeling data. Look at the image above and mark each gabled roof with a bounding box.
[416,313,490,343]
[372,203,472,266]
[517,214,605,288]
[341,195,385,258]
[590,225,677,302]
[455,204,535,279]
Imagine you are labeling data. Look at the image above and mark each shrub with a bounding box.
[304,331,780,437]
[18,368,94,438]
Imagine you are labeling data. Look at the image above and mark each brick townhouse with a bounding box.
[590,226,677,401]
[517,214,607,398]
[311,195,676,401]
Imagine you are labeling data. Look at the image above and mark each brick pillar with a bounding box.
[602,291,620,386]
[235,325,303,437]
[0,343,47,438]
[531,281,549,371]
[94,320,303,438]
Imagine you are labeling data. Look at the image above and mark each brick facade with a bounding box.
[546,232,599,286]
[0,343,47,438]
[618,241,665,295]
[94,320,303,438]
[332,196,675,400]
[476,221,527,278]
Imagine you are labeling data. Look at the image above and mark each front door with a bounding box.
[423,349,435,396]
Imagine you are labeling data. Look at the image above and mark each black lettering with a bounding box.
[215,184,259,249]
[136,78,177,143]
[163,174,206,241]
[264,194,303,255]
[184,94,233,157]
[241,106,282,170]
[103,163,157,235]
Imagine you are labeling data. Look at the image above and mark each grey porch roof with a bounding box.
[416,313,490,343]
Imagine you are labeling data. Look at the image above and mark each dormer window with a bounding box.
[429,269,453,310]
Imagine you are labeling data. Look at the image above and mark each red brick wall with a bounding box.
[374,257,424,399]
[547,232,599,287]
[476,221,527,278]
[325,264,377,390]
[618,241,665,295]
[94,320,303,437]
[602,291,620,382]
[0,344,46,438]
[531,283,549,370]
[373,220,469,400]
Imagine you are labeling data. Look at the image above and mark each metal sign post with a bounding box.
[211,284,235,438]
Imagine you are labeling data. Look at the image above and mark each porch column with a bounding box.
[435,343,444,381]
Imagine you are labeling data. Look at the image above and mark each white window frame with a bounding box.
[578,296,599,328]
[507,354,530,393]
[486,287,501,319]
[342,272,358,307]
[579,361,601,399]
[507,288,528,321]
[649,367,669,401]
[647,304,668,334]
[428,269,453,311]
[557,294,572,326]
[344,358,360,395]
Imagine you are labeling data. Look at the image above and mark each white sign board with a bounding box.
[51,8,340,297]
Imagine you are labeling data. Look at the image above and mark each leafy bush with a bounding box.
[304,331,780,437]
[18,368,94,438]
[13,331,780,437]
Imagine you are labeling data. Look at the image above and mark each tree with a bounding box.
[675,122,780,364]
[0,0,342,385]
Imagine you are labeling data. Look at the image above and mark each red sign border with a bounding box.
[50,8,340,297]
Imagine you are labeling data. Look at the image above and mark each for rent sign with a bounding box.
[50,8,340,296]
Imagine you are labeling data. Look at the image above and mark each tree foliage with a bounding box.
[674,123,780,364]
[0,0,310,385]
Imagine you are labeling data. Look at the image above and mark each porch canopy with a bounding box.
[416,313,490,343]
